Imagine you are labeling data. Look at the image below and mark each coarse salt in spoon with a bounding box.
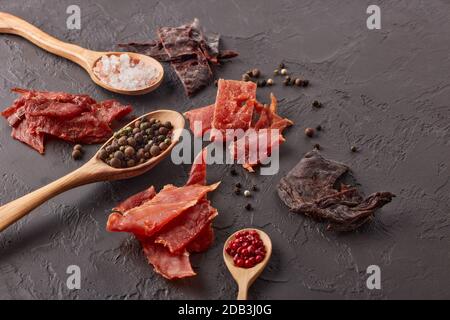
[0,12,164,95]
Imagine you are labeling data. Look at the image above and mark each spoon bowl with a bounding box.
[223,228,272,300]
[0,110,185,232]
[0,12,164,95]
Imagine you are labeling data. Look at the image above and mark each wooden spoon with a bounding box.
[223,228,272,300]
[0,109,185,232]
[0,12,164,95]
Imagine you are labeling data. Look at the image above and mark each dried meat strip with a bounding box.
[277,150,395,231]
[186,224,215,253]
[210,79,257,142]
[171,53,212,96]
[118,41,170,62]
[113,186,156,213]
[106,182,220,237]
[1,89,132,153]
[140,239,196,280]
[184,104,215,138]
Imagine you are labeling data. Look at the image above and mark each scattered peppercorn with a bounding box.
[244,190,251,197]
[273,69,279,75]
[245,203,252,211]
[294,78,303,86]
[316,125,322,131]
[251,68,261,78]
[73,144,83,152]
[252,184,258,191]
[234,187,241,195]
[235,182,242,188]
[283,76,291,86]
[257,80,266,87]
[279,62,285,69]
[72,149,82,160]
[302,80,310,87]
[351,146,358,152]
[242,73,250,81]
[280,68,288,75]
[267,78,274,86]
[312,100,321,107]
[314,143,321,150]
[305,127,315,137]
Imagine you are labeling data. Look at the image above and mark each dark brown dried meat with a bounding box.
[118,41,170,62]
[171,54,212,96]
[277,150,395,231]
[157,23,198,59]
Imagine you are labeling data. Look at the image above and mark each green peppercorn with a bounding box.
[164,138,171,145]
[273,69,279,75]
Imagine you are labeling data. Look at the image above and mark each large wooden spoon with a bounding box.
[223,228,272,300]
[0,109,185,232]
[0,12,164,95]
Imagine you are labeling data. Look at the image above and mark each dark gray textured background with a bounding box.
[0,0,449,299]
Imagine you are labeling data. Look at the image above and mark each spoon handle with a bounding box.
[0,12,95,69]
[237,282,248,300]
[0,164,99,232]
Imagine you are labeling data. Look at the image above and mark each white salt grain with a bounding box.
[93,54,158,90]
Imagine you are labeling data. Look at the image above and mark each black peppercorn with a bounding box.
[314,143,321,150]
[235,182,242,188]
[302,80,309,87]
[351,146,358,152]
[245,203,252,211]
[316,125,322,131]
[312,100,321,107]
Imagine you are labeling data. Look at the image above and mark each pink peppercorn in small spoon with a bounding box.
[223,228,272,300]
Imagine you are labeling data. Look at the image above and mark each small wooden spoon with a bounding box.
[0,12,164,95]
[223,228,272,300]
[0,109,185,232]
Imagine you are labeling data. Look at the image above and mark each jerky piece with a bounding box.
[171,54,212,96]
[277,150,395,231]
[118,41,170,62]
[157,23,198,59]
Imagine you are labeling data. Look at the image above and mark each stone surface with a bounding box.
[0,0,449,299]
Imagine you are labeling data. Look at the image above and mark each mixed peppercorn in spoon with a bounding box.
[98,116,173,168]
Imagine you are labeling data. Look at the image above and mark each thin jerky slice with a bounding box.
[140,239,196,280]
[277,150,395,231]
[171,54,212,96]
[210,79,257,142]
[113,186,156,213]
[184,104,215,138]
[154,198,217,253]
[186,224,214,253]
[106,182,220,237]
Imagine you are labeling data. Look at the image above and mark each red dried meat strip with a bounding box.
[140,239,196,280]
[210,79,257,141]
[113,186,156,213]
[1,88,132,153]
[184,104,214,138]
[185,147,208,186]
[106,182,220,237]
[11,118,45,154]
[186,223,215,253]
[154,198,217,253]
[92,100,133,125]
